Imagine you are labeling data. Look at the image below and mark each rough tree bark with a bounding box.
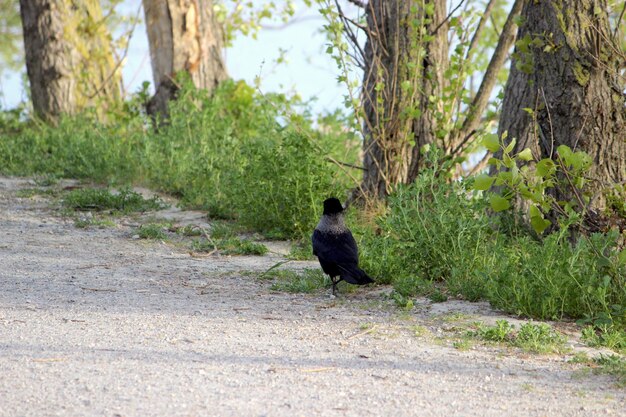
[360,0,448,199]
[19,0,121,122]
[142,0,228,119]
[498,0,626,214]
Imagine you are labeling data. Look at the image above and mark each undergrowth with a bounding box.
[63,187,167,213]
[2,80,624,340]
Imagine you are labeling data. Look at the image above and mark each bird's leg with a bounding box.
[331,277,337,297]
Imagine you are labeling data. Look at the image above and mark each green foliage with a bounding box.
[137,223,168,240]
[267,268,329,293]
[1,80,356,239]
[358,149,497,300]
[63,187,167,213]
[142,80,355,238]
[191,236,267,256]
[0,0,22,74]
[581,325,626,354]
[593,355,626,387]
[468,320,566,354]
[515,322,566,353]
[470,320,515,342]
[477,134,597,235]
[484,230,626,322]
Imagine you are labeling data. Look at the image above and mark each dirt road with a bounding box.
[0,176,624,417]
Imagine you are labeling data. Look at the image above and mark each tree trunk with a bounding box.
[19,0,121,122]
[142,0,228,119]
[498,0,626,214]
[360,0,448,199]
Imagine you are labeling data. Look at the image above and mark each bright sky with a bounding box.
[0,1,358,116]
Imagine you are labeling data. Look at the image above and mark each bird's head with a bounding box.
[323,197,344,216]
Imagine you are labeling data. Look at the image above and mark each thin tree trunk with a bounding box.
[142,0,228,119]
[497,0,626,215]
[19,0,121,122]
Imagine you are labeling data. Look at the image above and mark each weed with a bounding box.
[220,238,268,255]
[63,187,167,214]
[74,217,115,229]
[452,339,473,351]
[467,320,566,354]
[137,223,168,240]
[429,290,448,303]
[16,188,58,198]
[191,236,267,256]
[581,325,626,354]
[288,241,314,261]
[514,322,567,354]
[176,225,204,237]
[268,269,328,293]
[470,320,515,343]
[391,292,414,310]
[412,325,430,337]
[593,355,626,387]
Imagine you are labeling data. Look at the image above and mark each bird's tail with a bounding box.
[339,265,374,285]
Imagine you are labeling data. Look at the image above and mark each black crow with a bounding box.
[312,197,374,296]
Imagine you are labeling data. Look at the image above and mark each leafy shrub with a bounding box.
[358,149,499,299]
[140,80,356,238]
[483,230,626,323]
[1,79,357,239]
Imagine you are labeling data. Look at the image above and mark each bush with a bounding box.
[483,230,626,323]
[1,79,358,239]
[357,150,499,299]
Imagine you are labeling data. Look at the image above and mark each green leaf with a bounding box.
[482,134,500,153]
[530,215,551,234]
[473,174,496,191]
[504,138,517,154]
[618,249,626,266]
[490,195,511,212]
[536,158,556,177]
[517,148,533,161]
[529,205,541,218]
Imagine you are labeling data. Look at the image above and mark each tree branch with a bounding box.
[455,0,524,143]
[465,0,497,61]
[346,0,367,9]
[613,0,626,40]
[432,0,466,35]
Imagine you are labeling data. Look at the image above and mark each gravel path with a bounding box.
[0,176,624,417]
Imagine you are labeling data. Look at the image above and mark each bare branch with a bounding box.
[88,3,143,100]
[613,0,626,40]
[465,0,497,61]
[432,0,466,35]
[455,0,524,143]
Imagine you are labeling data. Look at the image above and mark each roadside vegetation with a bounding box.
[2,81,624,358]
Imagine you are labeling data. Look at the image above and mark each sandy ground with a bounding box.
[0,176,624,417]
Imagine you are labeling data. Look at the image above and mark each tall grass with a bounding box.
[0,80,358,239]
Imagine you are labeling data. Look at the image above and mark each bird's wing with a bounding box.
[312,229,359,265]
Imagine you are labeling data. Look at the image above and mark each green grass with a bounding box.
[466,320,567,354]
[137,223,169,240]
[74,216,116,229]
[63,187,167,214]
[581,325,626,354]
[176,225,204,237]
[191,236,268,256]
[16,188,59,198]
[2,79,624,342]
[267,268,329,293]
[593,355,626,387]
[571,353,626,387]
